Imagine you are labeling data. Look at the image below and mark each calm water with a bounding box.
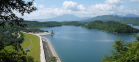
[39,26,139,62]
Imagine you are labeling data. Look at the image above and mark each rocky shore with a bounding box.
[42,37,61,62]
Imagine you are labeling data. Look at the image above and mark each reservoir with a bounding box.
[39,26,139,62]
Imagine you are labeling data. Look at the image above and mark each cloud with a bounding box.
[127,0,139,2]
[33,3,37,6]
[90,4,119,11]
[51,5,55,7]
[21,0,139,20]
[38,5,44,9]
[105,0,120,5]
[63,1,85,11]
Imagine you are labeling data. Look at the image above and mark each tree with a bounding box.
[101,35,139,62]
[0,0,37,27]
[49,56,57,62]
[0,0,37,62]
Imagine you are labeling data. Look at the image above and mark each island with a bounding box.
[83,20,139,33]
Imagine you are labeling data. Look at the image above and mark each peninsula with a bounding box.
[83,20,139,33]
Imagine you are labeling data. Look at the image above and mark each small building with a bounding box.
[25,48,30,53]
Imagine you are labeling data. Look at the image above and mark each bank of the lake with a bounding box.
[39,26,138,62]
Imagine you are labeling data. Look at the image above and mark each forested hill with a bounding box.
[22,21,62,28]
[85,15,123,22]
[83,20,139,33]
[62,21,85,26]
[83,15,139,25]
[21,21,86,28]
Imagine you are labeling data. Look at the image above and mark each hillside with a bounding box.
[33,14,92,22]
[86,15,123,22]
[83,21,139,33]
[83,15,139,25]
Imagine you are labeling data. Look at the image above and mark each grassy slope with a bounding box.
[22,33,40,62]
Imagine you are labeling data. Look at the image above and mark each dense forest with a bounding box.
[0,24,34,62]
[62,21,86,26]
[0,23,24,46]
[22,28,48,33]
[120,17,139,25]
[22,21,62,28]
[83,20,139,33]
[21,21,86,28]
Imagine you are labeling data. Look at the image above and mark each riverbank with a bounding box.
[82,27,139,34]
[42,37,61,62]
[25,32,61,62]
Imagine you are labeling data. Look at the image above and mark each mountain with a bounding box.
[33,14,92,22]
[85,15,123,22]
[111,14,139,17]
[124,14,139,17]
[83,15,139,25]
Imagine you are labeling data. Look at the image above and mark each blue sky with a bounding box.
[21,0,139,20]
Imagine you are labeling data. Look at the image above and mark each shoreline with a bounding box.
[42,37,61,62]
[82,27,138,34]
[24,32,61,62]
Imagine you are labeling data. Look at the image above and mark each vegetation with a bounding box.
[0,0,37,61]
[84,20,139,33]
[22,21,62,28]
[82,15,139,25]
[1,43,34,62]
[22,33,40,62]
[0,26,34,62]
[120,18,139,25]
[0,0,37,27]
[62,21,86,26]
[22,28,48,33]
[83,15,122,22]
[49,56,57,62]
[101,35,139,62]
[0,24,24,46]
[20,21,86,28]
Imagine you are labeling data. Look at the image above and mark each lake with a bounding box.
[39,26,139,62]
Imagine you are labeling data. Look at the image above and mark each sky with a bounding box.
[19,0,139,20]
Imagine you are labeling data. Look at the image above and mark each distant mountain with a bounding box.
[124,14,139,17]
[33,14,92,22]
[83,15,139,25]
[85,15,123,22]
[111,14,139,17]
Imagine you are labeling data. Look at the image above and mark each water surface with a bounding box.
[39,26,138,62]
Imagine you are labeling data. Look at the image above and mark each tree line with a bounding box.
[83,20,139,33]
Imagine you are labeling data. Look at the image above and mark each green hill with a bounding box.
[83,15,139,25]
[83,20,139,33]
[87,15,123,22]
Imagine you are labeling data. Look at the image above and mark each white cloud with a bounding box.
[127,0,139,2]
[51,5,55,7]
[21,0,139,20]
[63,1,85,11]
[38,5,44,9]
[33,3,37,6]
[105,0,120,5]
[138,5,139,7]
